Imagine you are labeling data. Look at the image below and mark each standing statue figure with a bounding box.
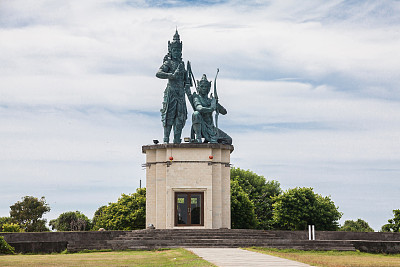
[191,74,232,145]
[156,30,191,143]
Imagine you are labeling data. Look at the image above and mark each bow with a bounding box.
[186,61,196,110]
[186,61,197,89]
[214,68,219,129]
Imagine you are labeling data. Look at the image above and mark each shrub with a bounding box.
[340,219,374,232]
[0,236,15,255]
[272,187,342,231]
[92,188,146,230]
[1,223,24,233]
[0,217,15,232]
[231,180,257,229]
[49,211,91,231]
[230,168,281,230]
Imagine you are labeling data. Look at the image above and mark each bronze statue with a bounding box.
[156,30,232,145]
[191,73,232,145]
[156,30,191,143]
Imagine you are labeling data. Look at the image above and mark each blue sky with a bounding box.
[1,0,400,231]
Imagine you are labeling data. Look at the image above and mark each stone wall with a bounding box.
[2,230,400,254]
[270,230,400,241]
[1,231,128,253]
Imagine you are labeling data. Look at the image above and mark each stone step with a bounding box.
[108,238,356,251]
[110,240,280,246]
[124,231,277,235]
[114,238,280,243]
[113,238,282,243]
[115,237,279,241]
[67,230,355,253]
[118,230,279,239]
[121,231,277,235]
[122,233,277,236]
[121,243,356,250]
[128,229,276,234]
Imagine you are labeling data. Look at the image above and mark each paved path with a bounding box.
[187,248,313,267]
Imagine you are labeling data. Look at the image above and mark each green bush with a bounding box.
[1,223,24,233]
[230,168,281,230]
[231,180,257,229]
[49,211,92,231]
[272,187,342,231]
[340,219,374,232]
[0,217,15,232]
[0,236,15,255]
[92,188,146,230]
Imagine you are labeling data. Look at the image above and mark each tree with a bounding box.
[9,196,50,232]
[272,187,342,231]
[92,205,107,229]
[92,188,146,230]
[49,211,91,231]
[231,180,257,229]
[340,219,374,232]
[231,168,281,229]
[381,209,400,232]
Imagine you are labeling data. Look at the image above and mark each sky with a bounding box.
[1,0,399,231]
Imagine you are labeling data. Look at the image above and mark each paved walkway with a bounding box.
[187,248,313,267]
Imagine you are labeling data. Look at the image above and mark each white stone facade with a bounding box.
[142,143,234,229]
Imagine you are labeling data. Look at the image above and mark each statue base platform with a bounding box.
[142,143,234,229]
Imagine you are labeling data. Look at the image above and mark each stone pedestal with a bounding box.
[142,143,234,229]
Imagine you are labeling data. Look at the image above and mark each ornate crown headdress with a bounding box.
[168,29,182,52]
[197,74,212,91]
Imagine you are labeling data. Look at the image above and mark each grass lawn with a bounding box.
[0,248,215,267]
[246,247,400,267]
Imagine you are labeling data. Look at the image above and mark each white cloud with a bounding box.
[1,74,161,110]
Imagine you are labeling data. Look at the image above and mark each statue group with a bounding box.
[156,30,232,145]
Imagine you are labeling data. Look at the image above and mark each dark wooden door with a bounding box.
[175,192,204,226]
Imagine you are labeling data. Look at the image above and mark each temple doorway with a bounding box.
[175,192,204,226]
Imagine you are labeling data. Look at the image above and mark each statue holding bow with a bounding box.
[190,72,232,145]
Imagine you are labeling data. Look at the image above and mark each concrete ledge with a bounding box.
[142,143,234,153]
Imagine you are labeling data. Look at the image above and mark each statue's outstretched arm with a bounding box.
[217,103,227,115]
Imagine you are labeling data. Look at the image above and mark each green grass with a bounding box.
[0,248,215,267]
[246,247,400,267]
